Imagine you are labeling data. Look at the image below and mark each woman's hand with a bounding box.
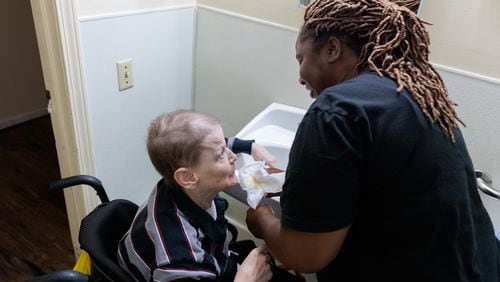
[234,245,273,282]
[246,205,276,239]
[251,143,277,167]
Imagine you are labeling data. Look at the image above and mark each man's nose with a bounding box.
[228,150,237,163]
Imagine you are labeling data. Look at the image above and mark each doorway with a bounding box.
[0,0,74,280]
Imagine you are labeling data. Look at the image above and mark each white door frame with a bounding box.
[31,0,99,255]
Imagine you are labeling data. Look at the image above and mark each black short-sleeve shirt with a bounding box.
[280,71,499,281]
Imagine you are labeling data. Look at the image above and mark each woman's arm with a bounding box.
[246,205,350,273]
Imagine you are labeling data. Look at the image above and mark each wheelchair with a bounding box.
[31,175,137,281]
[31,175,306,282]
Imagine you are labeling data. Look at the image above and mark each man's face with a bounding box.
[295,37,332,99]
[193,124,238,192]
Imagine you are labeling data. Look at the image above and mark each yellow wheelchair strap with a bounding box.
[73,250,92,276]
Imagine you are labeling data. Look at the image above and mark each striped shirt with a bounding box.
[117,179,234,281]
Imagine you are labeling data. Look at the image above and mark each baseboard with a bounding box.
[0,108,49,130]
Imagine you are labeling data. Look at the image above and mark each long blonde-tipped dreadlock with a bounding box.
[303,0,463,141]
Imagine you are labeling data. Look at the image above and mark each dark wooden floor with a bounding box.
[0,115,74,281]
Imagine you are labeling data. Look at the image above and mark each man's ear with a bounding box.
[326,36,342,63]
[174,167,198,189]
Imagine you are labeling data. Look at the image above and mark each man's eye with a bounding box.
[219,148,226,159]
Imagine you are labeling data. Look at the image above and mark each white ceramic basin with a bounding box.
[235,103,306,170]
[225,103,306,213]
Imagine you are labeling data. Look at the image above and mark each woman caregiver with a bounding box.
[246,0,500,281]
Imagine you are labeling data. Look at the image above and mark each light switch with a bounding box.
[116,58,134,91]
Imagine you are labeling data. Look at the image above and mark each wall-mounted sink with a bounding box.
[235,102,306,170]
[224,103,306,215]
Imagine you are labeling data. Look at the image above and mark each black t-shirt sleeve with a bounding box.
[225,137,254,155]
[280,108,363,233]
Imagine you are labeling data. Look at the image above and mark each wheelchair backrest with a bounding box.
[79,199,138,281]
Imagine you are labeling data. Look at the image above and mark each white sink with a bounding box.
[225,103,307,214]
[235,103,306,170]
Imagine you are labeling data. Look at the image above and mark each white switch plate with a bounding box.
[116,58,134,91]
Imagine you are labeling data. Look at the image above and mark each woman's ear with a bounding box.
[326,36,342,63]
[174,167,198,189]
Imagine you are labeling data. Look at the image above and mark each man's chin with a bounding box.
[227,175,238,187]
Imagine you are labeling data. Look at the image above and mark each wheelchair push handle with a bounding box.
[49,175,110,203]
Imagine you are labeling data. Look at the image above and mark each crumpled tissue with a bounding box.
[238,161,285,209]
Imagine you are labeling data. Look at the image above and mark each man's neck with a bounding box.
[182,187,216,210]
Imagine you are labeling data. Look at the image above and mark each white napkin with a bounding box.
[238,161,285,208]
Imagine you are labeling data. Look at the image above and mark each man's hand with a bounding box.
[251,143,277,167]
[235,245,272,282]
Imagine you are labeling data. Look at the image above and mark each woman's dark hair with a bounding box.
[302,0,462,141]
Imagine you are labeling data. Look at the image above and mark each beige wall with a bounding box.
[197,0,304,28]
[75,0,500,79]
[0,0,47,127]
[421,0,500,79]
[197,0,500,80]
[76,0,303,26]
[76,0,195,17]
